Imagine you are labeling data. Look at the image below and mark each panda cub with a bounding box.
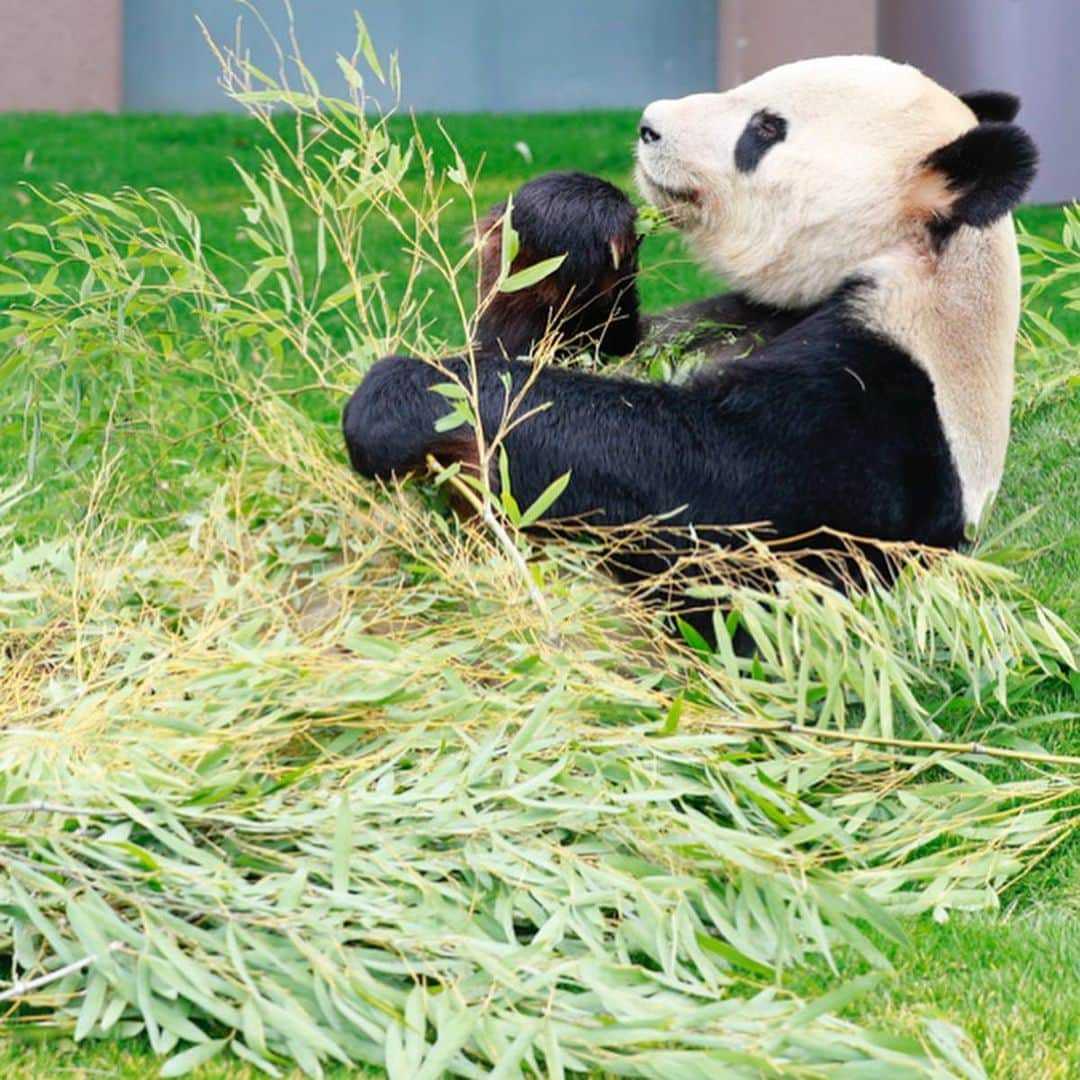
[343,56,1037,639]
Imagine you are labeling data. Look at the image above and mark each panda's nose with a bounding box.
[639,122,661,145]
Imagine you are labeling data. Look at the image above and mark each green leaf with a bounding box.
[333,794,352,892]
[74,971,109,1040]
[1026,308,1069,347]
[316,218,327,277]
[499,193,519,278]
[498,447,521,524]
[694,932,772,978]
[233,90,317,109]
[433,408,470,434]
[500,254,567,294]
[517,468,571,528]
[676,617,712,653]
[355,13,386,83]
[337,54,364,91]
[159,1038,229,1077]
[661,692,684,735]
[790,973,880,1025]
[923,1019,986,1080]
[430,381,469,401]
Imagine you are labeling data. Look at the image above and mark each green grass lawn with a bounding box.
[0,110,1077,1079]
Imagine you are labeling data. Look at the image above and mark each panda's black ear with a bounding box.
[923,121,1038,244]
[959,90,1021,124]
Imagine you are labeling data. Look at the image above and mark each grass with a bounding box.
[0,110,717,353]
[0,79,1077,1080]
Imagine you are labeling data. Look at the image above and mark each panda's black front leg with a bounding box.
[342,355,473,480]
[344,349,715,529]
[473,172,643,359]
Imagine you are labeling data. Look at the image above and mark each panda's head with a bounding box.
[636,55,1037,308]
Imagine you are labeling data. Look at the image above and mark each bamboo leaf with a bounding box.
[500,255,567,294]
[355,13,386,83]
[159,1038,228,1077]
[518,469,572,528]
[333,795,352,893]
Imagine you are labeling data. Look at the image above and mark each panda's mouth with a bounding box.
[635,165,702,213]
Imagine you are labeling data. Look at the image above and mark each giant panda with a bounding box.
[342,55,1037,640]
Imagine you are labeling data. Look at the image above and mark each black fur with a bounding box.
[734,109,788,174]
[344,281,964,640]
[960,90,1021,124]
[475,171,640,359]
[925,122,1038,246]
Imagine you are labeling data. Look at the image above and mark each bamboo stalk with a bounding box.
[0,802,106,816]
[426,453,556,635]
[0,943,122,1003]
[706,713,1080,768]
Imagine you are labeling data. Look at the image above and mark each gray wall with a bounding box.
[0,0,122,112]
[878,0,1079,203]
[123,0,718,114]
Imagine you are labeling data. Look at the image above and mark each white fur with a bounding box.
[636,55,1021,527]
[852,223,1019,526]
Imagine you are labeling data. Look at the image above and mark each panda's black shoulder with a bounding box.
[689,282,966,546]
[699,281,934,403]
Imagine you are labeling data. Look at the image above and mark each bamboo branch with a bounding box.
[426,455,555,635]
[706,713,1080,768]
[0,802,101,816]
[0,942,123,1003]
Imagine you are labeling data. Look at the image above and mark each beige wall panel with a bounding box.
[0,0,122,111]
[719,0,878,88]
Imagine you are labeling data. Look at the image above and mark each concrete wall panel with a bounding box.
[0,0,122,112]
[718,0,877,89]
[123,0,718,114]
[878,0,1079,203]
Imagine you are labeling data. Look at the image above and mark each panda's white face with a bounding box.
[636,55,976,307]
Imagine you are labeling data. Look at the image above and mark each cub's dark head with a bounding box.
[475,171,641,359]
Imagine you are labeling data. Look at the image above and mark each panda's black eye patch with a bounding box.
[734,109,788,173]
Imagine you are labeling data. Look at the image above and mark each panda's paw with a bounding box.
[496,172,639,283]
[342,355,454,480]
[475,172,642,359]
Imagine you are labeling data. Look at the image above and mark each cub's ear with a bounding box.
[922,121,1038,245]
[959,90,1020,124]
